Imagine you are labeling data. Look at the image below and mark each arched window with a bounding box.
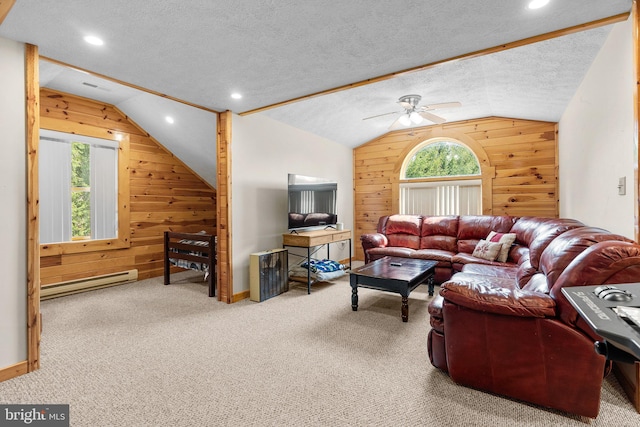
[400,139,482,215]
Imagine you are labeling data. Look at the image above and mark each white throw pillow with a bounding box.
[486,231,517,263]
[472,239,503,262]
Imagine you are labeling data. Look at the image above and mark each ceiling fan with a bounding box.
[363,94,461,129]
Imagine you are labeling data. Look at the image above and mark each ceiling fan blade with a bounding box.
[419,111,447,124]
[422,101,462,110]
[362,110,402,121]
[388,116,406,130]
[398,101,413,109]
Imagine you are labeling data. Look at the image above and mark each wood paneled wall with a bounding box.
[39,88,217,285]
[353,117,558,260]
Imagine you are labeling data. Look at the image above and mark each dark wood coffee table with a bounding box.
[350,256,437,322]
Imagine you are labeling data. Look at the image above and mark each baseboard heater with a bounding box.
[41,269,138,300]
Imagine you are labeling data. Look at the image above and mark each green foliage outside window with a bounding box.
[405,141,480,178]
[71,142,91,239]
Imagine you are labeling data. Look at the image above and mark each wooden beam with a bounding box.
[240,13,630,116]
[39,56,220,115]
[0,0,15,25]
[25,43,41,372]
[634,1,640,242]
[216,111,233,303]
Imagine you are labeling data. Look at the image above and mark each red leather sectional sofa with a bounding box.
[360,214,640,417]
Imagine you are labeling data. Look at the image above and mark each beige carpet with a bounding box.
[1,270,639,426]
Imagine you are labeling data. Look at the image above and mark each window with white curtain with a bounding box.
[400,179,482,215]
[39,129,118,244]
[400,139,482,216]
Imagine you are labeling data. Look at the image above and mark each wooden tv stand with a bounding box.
[282,229,351,294]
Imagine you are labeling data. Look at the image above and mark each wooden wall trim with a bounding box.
[232,289,250,303]
[554,123,560,218]
[634,0,639,242]
[37,122,132,257]
[0,0,15,25]
[40,56,219,115]
[216,111,233,303]
[25,43,41,372]
[0,361,28,382]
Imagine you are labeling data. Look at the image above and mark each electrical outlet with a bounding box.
[618,177,626,195]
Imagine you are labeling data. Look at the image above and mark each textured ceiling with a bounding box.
[0,1,632,162]
[263,25,613,147]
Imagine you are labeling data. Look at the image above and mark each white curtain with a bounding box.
[39,129,118,243]
[400,179,481,216]
[91,144,118,239]
[39,137,72,244]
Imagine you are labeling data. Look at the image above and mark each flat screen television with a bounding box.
[288,173,338,230]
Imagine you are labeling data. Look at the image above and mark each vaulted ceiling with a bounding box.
[0,1,633,183]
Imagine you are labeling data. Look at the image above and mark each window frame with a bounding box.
[39,127,130,256]
[394,136,487,214]
[400,138,482,181]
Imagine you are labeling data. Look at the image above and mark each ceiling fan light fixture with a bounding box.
[398,114,412,127]
[409,111,423,124]
[528,0,549,10]
[83,35,104,46]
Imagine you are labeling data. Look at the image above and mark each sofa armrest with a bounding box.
[441,278,556,318]
[360,233,388,250]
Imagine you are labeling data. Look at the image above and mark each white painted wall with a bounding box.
[231,114,353,294]
[0,37,27,368]
[559,17,634,238]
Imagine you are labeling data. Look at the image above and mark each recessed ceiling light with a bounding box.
[165,116,175,124]
[84,35,104,46]
[231,93,242,100]
[528,0,549,9]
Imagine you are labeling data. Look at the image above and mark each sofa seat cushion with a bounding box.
[412,248,454,263]
[452,252,511,270]
[367,247,416,259]
[461,263,518,279]
[441,273,556,318]
[520,272,549,293]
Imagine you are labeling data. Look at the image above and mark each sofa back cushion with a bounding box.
[456,215,516,254]
[540,227,634,289]
[550,241,640,328]
[420,215,459,252]
[523,218,586,270]
[509,216,554,247]
[384,214,422,249]
[376,215,390,234]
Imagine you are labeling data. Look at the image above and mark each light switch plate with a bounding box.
[618,177,626,195]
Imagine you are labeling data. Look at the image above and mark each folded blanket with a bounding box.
[301,259,345,273]
[290,265,346,282]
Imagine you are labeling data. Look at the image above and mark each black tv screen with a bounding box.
[288,174,337,230]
